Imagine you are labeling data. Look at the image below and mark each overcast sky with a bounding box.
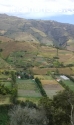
[0,0,74,24]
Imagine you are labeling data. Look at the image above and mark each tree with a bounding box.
[47,71,51,75]
[8,105,48,125]
[39,89,74,125]
[35,78,47,97]
[56,47,58,57]
[0,48,3,52]
[11,71,16,86]
[55,68,59,74]
[11,71,17,103]
[39,97,54,125]
[53,89,74,125]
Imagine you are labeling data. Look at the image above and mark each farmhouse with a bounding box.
[17,76,21,79]
[57,79,61,82]
[60,75,69,80]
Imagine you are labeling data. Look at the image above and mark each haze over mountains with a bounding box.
[0,14,74,49]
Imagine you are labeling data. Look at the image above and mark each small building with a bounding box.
[17,76,21,79]
[60,75,69,80]
[57,79,61,82]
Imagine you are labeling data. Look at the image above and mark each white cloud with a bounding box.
[0,0,74,18]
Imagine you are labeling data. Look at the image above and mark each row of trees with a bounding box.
[35,78,47,97]
[10,71,17,103]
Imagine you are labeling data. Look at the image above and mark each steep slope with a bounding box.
[0,14,74,48]
[0,41,38,58]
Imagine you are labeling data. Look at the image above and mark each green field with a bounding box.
[0,74,11,88]
[17,97,41,104]
[63,80,74,91]
[0,74,9,79]
[17,79,42,98]
[34,75,53,80]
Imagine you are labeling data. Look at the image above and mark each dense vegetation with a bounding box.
[0,88,74,125]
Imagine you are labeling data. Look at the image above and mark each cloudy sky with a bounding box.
[0,0,74,24]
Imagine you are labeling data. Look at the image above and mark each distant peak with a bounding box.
[0,13,8,17]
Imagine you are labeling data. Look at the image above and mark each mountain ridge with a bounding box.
[0,14,74,49]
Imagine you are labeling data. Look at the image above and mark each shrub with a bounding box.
[8,105,48,125]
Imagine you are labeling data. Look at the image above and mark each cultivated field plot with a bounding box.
[0,95,11,105]
[32,67,74,75]
[34,75,53,80]
[0,74,9,79]
[39,46,74,64]
[17,97,41,104]
[62,80,74,91]
[7,51,34,65]
[41,79,64,98]
[58,68,74,75]
[58,50,74,64]
[0,74,11,88]
[32,68,50,75]
[17,79,42,98]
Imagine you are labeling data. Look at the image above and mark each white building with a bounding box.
[17,76,21,79]
[60,75,69,80]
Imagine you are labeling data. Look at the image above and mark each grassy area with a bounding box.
[17,79,38,90]
[0,74,9,79]
[34,75,53,80]
[0,74,11,88]
[17,97,41,104]
[63,80,74,91]
[0,57,10,69]
[44,75,53,80]
[0,95,11,105]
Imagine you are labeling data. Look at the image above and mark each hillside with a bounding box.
[0,14,74,49]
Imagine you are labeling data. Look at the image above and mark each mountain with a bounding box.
[0,14,74,49]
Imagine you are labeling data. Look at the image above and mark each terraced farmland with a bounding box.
[34,75,64,98]
[41,79,64,98]
[0,74,11,87]
[33,67,74,75]
[17,79,42,98]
